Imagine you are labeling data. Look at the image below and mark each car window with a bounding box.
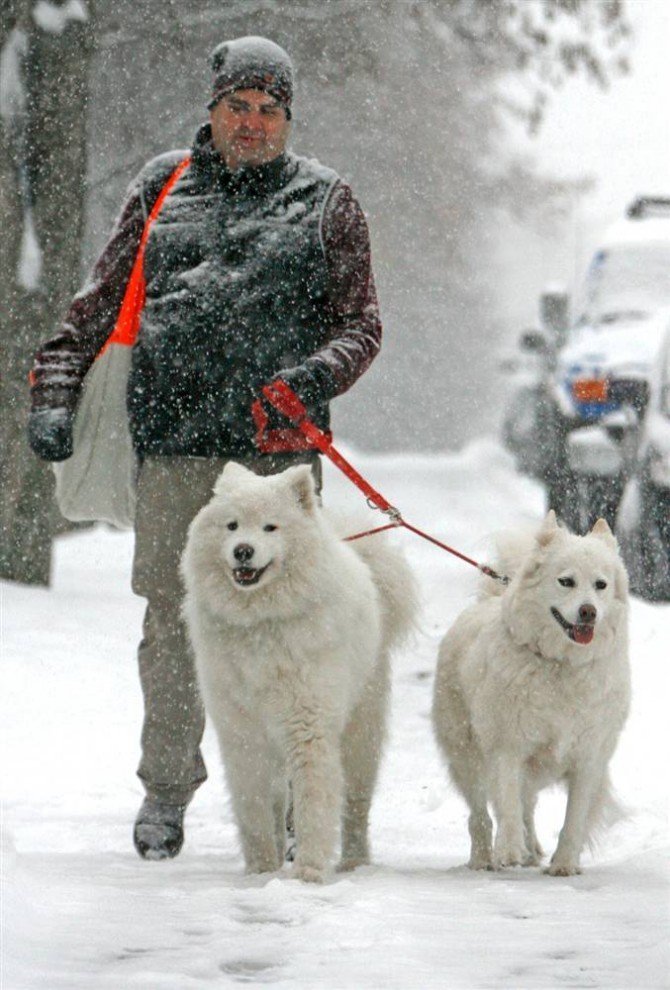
[579,244,670,325]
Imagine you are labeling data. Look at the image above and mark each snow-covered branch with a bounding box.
[0,26,28,125]
[32,0,88,35]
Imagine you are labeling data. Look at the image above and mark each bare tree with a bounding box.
[1,0,94,584]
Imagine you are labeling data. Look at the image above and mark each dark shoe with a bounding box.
[133,799,186,860]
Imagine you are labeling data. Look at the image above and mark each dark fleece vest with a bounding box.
[128,125,339,457]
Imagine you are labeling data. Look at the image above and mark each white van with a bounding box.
[513,197,670,533]
[552,200,670,424]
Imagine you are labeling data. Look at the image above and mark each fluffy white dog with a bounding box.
[432,511,630,876]
[181,462,416,882]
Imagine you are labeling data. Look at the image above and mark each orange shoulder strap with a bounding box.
[101,155,191,353]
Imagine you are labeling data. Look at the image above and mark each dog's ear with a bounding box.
[536,509,559,547]
[213,461,255,495]
[283,464,317,513]
[590,517,617,546]
[590,519,628,599]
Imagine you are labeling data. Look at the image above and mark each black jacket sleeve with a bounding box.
[282,180,382,405]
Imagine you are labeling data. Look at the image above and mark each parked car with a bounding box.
[502,197,670,534]
[616,320,670,601]
[500,329,551,479]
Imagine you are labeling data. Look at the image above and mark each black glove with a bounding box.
[274,364,335,409]
[256,368,319,433]
[27,407,74,462]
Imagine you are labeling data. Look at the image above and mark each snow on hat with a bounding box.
[208,36,294,117]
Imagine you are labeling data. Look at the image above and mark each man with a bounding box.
[28,37,382,859]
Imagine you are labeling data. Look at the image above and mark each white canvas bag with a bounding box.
[52,157,191,529]
[53,343,137,528]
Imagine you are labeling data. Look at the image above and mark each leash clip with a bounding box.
[367,498,402,523]
[479,564,510,585]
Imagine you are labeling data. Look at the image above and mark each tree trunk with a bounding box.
[0,1,94,585]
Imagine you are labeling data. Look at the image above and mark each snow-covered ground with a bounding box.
[3,440,668,989]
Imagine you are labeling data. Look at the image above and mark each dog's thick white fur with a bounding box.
[432,511,631,876]
[181,462,416,882]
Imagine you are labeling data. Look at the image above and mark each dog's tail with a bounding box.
[344,523,419,655]
[585,773,628,850]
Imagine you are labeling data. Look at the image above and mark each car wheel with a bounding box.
[639,485,670,601]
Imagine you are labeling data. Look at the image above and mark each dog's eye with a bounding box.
[594,579,607,590]
[227,521,238,531]
[263,524,278,533]
[558,577,575,588]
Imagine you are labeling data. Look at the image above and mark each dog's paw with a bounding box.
[467,855,494,871]
[545,861,582,877]
[336,856,368,874]
[493,845,527,869]
[525,836,544,861]
[493,828,528,869]
[291,863,325,884]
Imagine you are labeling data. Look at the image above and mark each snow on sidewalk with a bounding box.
[2,441,668,989]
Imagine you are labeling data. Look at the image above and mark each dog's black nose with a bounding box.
[233,543,254,564]
[579,603,596,624]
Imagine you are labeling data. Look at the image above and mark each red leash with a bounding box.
[254,382,509,585]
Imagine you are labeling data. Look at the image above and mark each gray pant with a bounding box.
[131,452,321,806]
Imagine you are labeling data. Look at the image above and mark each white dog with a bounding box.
[181,462,416,882]
[432,511,630,876]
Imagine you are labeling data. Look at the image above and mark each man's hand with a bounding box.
[252,365,336,451]
[255,368,319,430]
[27,407,74,462]
[273,366,323,409]
[254,384,300,434]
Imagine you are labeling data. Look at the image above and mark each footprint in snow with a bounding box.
[219,957,283,983]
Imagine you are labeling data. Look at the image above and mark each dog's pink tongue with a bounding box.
[573,625,594,645]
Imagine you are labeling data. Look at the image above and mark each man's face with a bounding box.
[209,89,290,170]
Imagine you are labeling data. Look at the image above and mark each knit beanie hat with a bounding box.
[208,36,294,118]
